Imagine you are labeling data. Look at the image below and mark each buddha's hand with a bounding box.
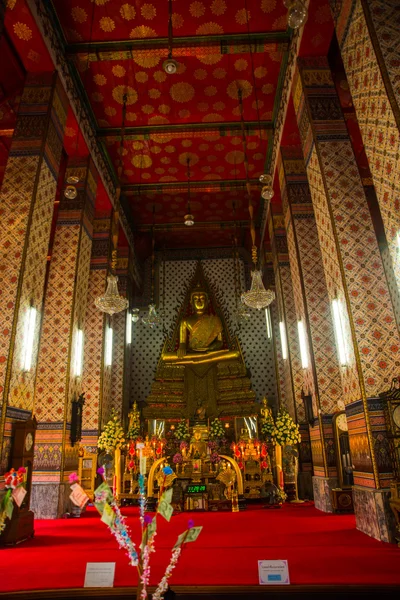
[177,344,186,358]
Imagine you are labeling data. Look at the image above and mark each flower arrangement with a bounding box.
[94,464,202,599]
[172,452,183,464]
[272,410,301,446]
[179,441,189,452]
[98,411,125,452]
[209,418,225,440]
[210,452,221,464]
[260,409,275,440]
[174,419,190,442]
[0,467,26,533]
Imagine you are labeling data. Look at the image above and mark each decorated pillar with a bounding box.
[32,157,97,518]
[332,0,400,327]
[0,74,67,472]
[269,210,313,483]
[80,211,111,453]
[293,56,400,541]
[279,148,344,510]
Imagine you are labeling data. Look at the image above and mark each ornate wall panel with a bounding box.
[33,158,97,480]
[335,0,400,327]
[294,57,400,488]
[0,74,67,471]
[131,258,277,410]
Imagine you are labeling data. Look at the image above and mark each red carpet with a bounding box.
[1,504,399,591]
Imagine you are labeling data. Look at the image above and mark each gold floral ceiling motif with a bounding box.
[112,85,138,105]
[211,0,227,16]
[120,3,136,20]
[190,2,206,18]
[13,22,32,40]
[130,25,157,39]
[170,82,195,103]
[141,3,157,20]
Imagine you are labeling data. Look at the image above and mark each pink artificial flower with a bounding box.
[18,466,26,474]
[69,472,79,484]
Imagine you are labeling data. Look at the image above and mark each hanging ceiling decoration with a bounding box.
[95,94,129,316]
[163,0,178,75]
[234,87,275,311]
[283,0,308,29]
[142,204,161,329]
[184,157,194,227]
[232,199,250,324]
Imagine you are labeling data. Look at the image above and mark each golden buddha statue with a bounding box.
[162,283,239,365]
[189,428,207,459]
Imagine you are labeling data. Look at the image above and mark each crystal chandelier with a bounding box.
[143,206,161,328]
[142,303,161,329]
[242,270,275,310]
[95,273,129,315]
[95,94,129,316]
[236,88,275,311]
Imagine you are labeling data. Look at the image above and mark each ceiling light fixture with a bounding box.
[184,156,194,226]
[95,94,129,316]
[283,0,308,29]
[234,87,275,311]
[163,0,178,74]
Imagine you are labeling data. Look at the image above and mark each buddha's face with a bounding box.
[194,430,202,441]
[191,292,208,313]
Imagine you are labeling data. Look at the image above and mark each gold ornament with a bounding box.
[141,3,156,19]
[196,22,224,35]
[262,83,275,94]
[149,88,161,99]
[254,66,268,79]
[234,58,248,71]
[211,0,227,16]
[112,85,137,105]
[261,0,277,12]
[135,71,148,83]
[178,152,199,166]
[13,22,32,41]
[132,154,152,168]
[227,79,253,100]
[112,65,126,77]
[170,82,195,103]
[142,104,154,114]
[190,1,205,17]
[194,69,207,80]
[134,55,161,68]
[158,104,170,114]
[236,8,250,24]
[202,113,222,122]
[71,7,87,23]
[198,54,222,65]
[99,17,115,32]
[126,112,137,121]
[225,150,244,164]
[91,0,109,5]
[154,70,167,83]
[213,68,227,79]
[204,86,217,97]
[130,25,157,38]
[120,4,136,20]
[172,13,184,28]
[93,74,107,86]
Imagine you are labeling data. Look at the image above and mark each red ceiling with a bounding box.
[4,0,54,72]
[52,0,288,42]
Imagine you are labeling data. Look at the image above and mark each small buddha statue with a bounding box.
[189,429,207,459]
[162,283,239,365]
[260,397,272,420]
[189,428,207,481]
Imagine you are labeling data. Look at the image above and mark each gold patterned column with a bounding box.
[80,211,111,453]
[332,0,400,327]
[280,147,345,510]
[269,208,313,482]
[293,56,400,541]
[32,156,98,518]
[0,74,67,473]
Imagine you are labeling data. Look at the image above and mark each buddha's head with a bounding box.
[191,283,209,314]
[193,429,202,441]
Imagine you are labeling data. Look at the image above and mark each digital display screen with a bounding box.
[186,485,207,494]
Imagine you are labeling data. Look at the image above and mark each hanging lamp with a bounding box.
[234,87,275,311]
[95,95,129,316]
[163,0,178,74]
[184,157,194,226]
[142,205,161,328]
